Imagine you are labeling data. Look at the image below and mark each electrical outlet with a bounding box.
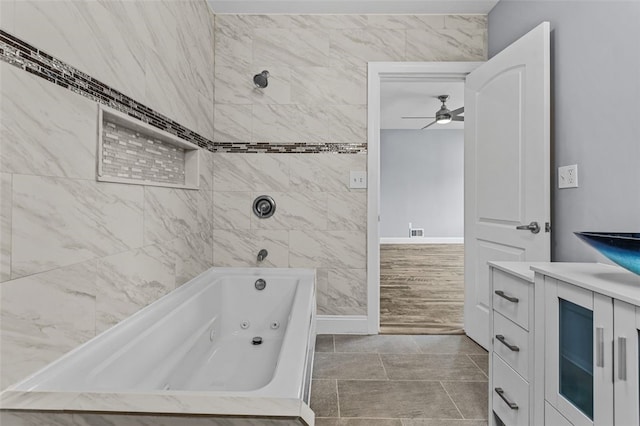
[558,164,579,189]
[349,171,367,189]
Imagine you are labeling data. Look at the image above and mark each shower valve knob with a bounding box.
[253,195,276,219]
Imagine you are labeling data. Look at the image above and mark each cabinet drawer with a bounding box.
[493,269,530,330]
[544,401,573,426]
[493,312,530,380]
[493,353,529,426]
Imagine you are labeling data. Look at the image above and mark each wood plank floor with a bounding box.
[380,244,465,335]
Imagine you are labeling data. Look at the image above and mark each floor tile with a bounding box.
[310,379,339,417]
[317,419,403,426]
[338,380,461,419]
[381,354,487,381]
[412,335,486,354]
[334,334,421,353]
[313,353,388,380]
[316,335,335,352]
[468,354,488,376]
[442,381,489,419]
[402,420,488,426]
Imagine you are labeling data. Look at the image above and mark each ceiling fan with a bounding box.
[402,95,464,129]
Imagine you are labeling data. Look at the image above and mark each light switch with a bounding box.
[349,171,367,189]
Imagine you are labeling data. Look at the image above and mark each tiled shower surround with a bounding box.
[0,29,214,152]
[0,0,487,393]
[211,13,487,315]
[0,29,366,155]
[0,0,216,391]
[212,153,368,315]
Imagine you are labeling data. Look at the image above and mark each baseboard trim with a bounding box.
[380,237,464,244]
[316,315,370,334]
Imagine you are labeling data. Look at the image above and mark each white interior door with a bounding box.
[464,22,551,348]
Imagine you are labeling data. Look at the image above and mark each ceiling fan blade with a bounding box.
[402,116,436,119]
[449,106,464,116]
[421,120,437,130]
[452,116,464,122]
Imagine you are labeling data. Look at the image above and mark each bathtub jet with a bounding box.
[255,278,266,290]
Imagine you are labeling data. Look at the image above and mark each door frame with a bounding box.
[367,61,483,334]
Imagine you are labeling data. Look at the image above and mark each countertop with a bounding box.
[531,262,640,306]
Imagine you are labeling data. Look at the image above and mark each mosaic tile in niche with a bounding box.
[102,120,186,185]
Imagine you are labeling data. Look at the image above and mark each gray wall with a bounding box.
[489,0,640,262]
[380,129,464,238]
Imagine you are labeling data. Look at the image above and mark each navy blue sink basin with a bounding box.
[575,232,640,276]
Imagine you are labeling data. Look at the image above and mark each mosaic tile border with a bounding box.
[0,29,367,155]
[0,30,214,151]
[212,142,367,154]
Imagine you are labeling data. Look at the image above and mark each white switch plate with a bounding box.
[558,164,579,188]
[349,171,367,189]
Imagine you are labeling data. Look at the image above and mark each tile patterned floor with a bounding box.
[310,335,488,426]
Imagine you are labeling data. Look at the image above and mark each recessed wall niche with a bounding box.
[97,106,200,189]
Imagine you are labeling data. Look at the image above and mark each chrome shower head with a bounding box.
[253,70,270,88]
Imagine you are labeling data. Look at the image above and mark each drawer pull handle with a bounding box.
[495,290,519,303]
[496,334,520,352]
[495,387,519,410]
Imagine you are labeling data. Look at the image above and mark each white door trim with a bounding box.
[366,61,483,334]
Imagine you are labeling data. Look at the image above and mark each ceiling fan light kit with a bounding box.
[402,94,464,130]
[436,113,452,124]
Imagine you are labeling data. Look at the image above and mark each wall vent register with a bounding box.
[409,223,424,237]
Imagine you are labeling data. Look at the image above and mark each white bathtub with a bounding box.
[0,267,317,425]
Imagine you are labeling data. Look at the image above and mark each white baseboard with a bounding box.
[380,237,464,244]
[316,315,370,334]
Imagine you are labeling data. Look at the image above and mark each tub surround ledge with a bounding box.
[0,390,313,424]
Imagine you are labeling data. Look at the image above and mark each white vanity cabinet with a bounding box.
[489,262,640,426]
[534,263,640,426]
[488,262,537,426]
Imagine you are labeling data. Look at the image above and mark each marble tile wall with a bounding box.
[212,14,487,315]
[1,0,215,141]
[0,1,215,390]
[212,153,368,316]
[213,14,486,143]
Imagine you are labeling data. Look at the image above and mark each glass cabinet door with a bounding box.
[559,299,594,419]
[545,278,614,426]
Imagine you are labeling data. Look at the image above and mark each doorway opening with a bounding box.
[366,62,482,335]
[379,79,465,334]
